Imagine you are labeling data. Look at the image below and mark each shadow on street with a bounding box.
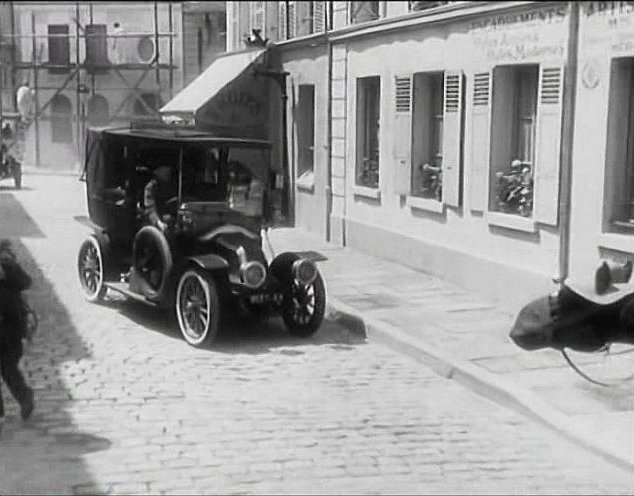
[112,294,366,356]
[0,192,45,238]
[0,240,110,495]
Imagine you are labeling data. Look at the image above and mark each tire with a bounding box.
[133,225,173,301]
[282,272,326,337]
[175,268,220,347]
[77,235,107,302]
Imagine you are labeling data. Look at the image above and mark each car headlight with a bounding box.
[292,259,318,286]
[240,261,267,289]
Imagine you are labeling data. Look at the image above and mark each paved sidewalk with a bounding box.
[268,227,634,472]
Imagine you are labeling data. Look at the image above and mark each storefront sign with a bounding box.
[469,6,568,64]
[582,1,634,55]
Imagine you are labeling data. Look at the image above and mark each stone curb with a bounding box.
[324,295,634,474]
[23,168,80,177]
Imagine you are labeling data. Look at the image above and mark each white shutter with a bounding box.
[393,75,413,196]
[469,71,492,212]
[288,1,297,38]
[313,1,326,33]
[278,2,287,40]
[442,71,463,207]
[534,65,564,226]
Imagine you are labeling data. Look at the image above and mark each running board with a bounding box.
[105,282,159,307]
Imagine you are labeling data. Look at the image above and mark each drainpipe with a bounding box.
[325,35,333,242]
[556,1,580,286]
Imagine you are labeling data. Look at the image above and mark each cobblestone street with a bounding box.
[1,175,633,495]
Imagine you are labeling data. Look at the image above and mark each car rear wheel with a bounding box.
[282,273,326,337]
[77,235,107,302]
[133,226,172,301]
[176,268,220,347]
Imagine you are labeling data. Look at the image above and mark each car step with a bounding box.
[105,282,159,307]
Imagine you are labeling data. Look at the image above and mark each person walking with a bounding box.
[0,239,34,433]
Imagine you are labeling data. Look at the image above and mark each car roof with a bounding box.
[93,126,272,147]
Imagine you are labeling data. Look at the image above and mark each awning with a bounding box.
[160,49,269,138]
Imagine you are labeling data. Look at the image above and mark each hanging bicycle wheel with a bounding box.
[562,344,634,388]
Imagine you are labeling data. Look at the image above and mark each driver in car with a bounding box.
[143,165,177,232]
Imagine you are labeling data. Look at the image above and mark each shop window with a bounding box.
[605,57,634,232]
[411,72,444,200]
[351,1,379,24]
[84,24,109,69]
[87,95,109,127]
[296,85,315,183]
[50,95,72,144]
[490,64,538,217]
[47,25,70,73]
[356,76,381,188]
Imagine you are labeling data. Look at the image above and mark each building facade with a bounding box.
[0,1,226,172]
[223,1,633,312]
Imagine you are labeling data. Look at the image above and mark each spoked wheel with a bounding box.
[175,268,220,347]
[282,273,326,337]
[562,344,634,388]
[77,236,107,302]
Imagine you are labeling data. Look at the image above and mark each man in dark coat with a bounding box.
[0,239,34,429]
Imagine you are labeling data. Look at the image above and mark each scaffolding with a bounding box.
[0,0,178,168]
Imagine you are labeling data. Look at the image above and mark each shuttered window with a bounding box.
[278,2,287,40]
[393,75,413,195]
[356,76,381,188]
[605,57,634,232]
[47,24,70,72]
[313,1,326,33]
[469,71,491,212]
[489,65,538,218]
[84,24,108,69]
[442,72,464,207]
[533,65,564,225]
[297,84,315,178]
[411,72,443,200]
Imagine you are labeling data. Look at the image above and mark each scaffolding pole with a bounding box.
[31,11,40,168]
[168,1,173,100]
[75,1,82,162]
[153,0,161,110]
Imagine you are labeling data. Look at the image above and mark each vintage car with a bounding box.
[1,112,24,189]
[76,124,325,347]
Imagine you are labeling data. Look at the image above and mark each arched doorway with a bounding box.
[87,94,109,127]
[50,94,72,143]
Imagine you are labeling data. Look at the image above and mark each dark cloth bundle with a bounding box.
[510,261,634,352]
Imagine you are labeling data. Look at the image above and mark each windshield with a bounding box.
[181,144,269,217]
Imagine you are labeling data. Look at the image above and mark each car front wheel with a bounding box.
[282,273,326,337]
[175,268,220,347]
[77,235,107,302]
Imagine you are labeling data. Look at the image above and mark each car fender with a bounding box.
[185,253,230,272]
[269,252,300,283]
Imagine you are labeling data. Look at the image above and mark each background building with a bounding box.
[0,1,226,172]
[224,1,633,312]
